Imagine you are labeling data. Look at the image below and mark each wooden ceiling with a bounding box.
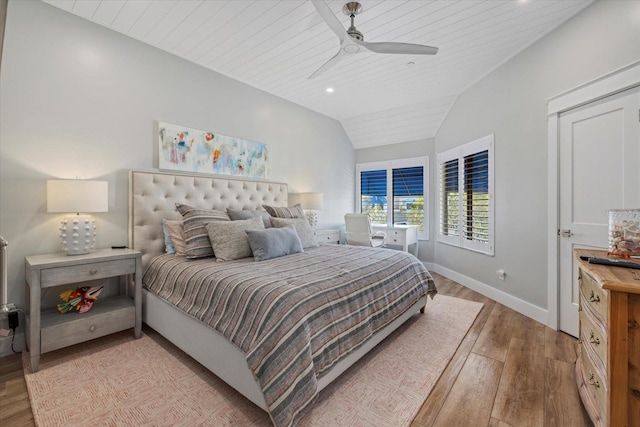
[42,0,593,148]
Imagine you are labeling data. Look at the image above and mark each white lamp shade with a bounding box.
[47,180,108,213]
[300,193,323,210]
[288,193,301,207]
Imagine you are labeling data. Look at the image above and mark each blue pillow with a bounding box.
[162,219,176,254]
[246,225,303,261]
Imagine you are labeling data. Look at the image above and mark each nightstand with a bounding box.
[24,249,142,372]
[315,228,341,244]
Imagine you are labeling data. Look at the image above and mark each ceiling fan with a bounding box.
[308,0,439,79]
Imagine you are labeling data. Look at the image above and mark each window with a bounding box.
[437,134,493,255]
[356,157,428,240]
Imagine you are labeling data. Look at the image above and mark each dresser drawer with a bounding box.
[579,302,607,375]
[40,296,135,353]
[580,344,607,421]
[579,269,608,324]
[387,230,405,245]
[41,259,136,288]
[629,294,640,423]
[315,230,340,244]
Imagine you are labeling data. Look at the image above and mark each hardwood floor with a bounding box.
[0,272,592,426]
[0,349,33,426]
[411,273,592,427]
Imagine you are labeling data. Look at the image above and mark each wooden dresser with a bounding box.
[574,249,640,426]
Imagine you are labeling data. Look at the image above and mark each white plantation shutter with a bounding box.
[393,166,424,228]
[359,169,387,224]
[356,157,429,240]
[463,149,489,244]
[438,154,460,246]
[438,135,494,255]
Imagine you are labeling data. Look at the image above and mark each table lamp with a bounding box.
[47,180,108,255]
[300,192,323,230]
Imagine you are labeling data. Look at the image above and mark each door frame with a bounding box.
[546,59,640,329]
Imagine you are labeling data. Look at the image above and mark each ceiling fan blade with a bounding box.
[361,41,438,55]
[310,0,345,43]
[308,48,346,79]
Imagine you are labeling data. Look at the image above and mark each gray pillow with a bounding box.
[205,217,264,261]
[176,203,230,259]
[262,203,304,218]
[226,208,272,228]
[270,217,319,249]
[246,225,304,261]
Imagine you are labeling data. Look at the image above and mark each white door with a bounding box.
[559,87,640,337]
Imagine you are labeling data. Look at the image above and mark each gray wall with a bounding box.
[0,0,354,313]
[435,0,640,309]
[355,138,435,262]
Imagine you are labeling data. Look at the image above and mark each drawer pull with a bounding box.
[633,389,640,397]
[589,331,600,345]
[589,290,600,303]
[89,268,98,275]
[588,371,600,388]
[89,325,97,333]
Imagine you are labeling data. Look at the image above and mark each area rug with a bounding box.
[23,295,482,427]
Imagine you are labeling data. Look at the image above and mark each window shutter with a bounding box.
[463,150,489,244]
[392,167,424,229]
[393,167,423,197]
[356,158,429,240]
[361,170,387,197]
[439,158,459,237]
[360,169,387,224]
[437,134,493,255]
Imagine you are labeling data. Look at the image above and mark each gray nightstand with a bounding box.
[24,249,142,372]
[315,228,341,244]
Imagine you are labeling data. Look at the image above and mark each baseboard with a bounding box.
[0,331,25,357]
[424,262,549,326]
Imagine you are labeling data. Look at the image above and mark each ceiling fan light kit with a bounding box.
[308,0,439,79]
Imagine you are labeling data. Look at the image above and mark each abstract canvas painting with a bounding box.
[158,122,269,179]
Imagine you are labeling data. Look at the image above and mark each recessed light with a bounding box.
[326,87,335,93]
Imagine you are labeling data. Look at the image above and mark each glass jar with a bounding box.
[608,209,640,257]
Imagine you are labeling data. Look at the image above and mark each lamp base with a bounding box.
[305,210,318,230]
[59,215,97,255]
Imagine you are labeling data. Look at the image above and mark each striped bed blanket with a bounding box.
[143,244,437,427]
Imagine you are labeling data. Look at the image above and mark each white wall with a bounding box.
[0,0,354,313]
[434,0,640,314]
[355,138,435,262]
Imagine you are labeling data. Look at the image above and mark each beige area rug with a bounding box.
[23,295,482,427]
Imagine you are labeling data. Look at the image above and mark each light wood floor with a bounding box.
[0,273,592,426]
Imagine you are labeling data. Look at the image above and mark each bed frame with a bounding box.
[128,169,428,410]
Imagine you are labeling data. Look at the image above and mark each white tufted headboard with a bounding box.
[129,170,288,270]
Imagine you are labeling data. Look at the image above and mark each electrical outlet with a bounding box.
[496,269,506,280]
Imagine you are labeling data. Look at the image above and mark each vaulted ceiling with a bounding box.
[42,0,593,149]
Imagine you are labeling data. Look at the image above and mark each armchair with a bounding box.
[344,214,386,248]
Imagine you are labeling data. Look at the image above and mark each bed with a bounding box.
[128,169,436,427]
